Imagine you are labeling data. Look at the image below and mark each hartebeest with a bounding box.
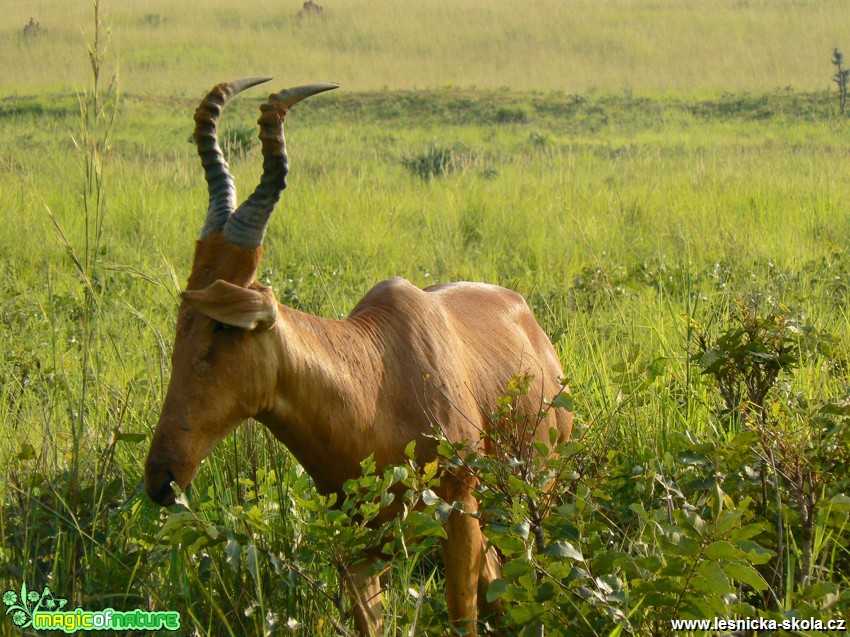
[144,78,572,636]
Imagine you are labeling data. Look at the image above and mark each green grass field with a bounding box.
[5,0,850,96]
[2,1,849,635]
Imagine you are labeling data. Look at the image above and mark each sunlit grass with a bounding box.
[5,0,850,97]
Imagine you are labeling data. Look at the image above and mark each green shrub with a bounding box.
[494,106,528,124]
[221,124,258,161]
[431,375,782,634]
[402,143,473,179]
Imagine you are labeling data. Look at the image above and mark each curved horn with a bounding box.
[223,83,339,248]
[195,77,272,239]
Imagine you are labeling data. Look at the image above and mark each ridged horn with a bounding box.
[195,77,272,239]
[223,83,339,248]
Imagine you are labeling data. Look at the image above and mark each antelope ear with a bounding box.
[182,280,277,330]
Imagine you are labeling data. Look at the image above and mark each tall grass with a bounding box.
[4,0,850,97]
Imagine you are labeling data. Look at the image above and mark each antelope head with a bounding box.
[144,78,337,505]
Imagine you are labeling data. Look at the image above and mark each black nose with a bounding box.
[145,467,178,506]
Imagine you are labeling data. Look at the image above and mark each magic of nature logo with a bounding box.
[3,582,180,633]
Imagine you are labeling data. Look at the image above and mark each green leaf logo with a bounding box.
[3,583,67,629]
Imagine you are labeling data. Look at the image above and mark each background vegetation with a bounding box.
[1,0,849,635]
[4,0,850,96]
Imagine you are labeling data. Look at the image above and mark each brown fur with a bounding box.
[146,223,571,635]
[145,233,572,635]
[186,233,262,289]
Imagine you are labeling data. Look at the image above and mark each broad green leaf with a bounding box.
[422,460,440,481]
[534,581,558,603]
[421,489,440,506]
[711,481,724,520]
[646,357,667,378]
[733,539,774,565]
[359,454,376,475]
[17,443,36,460]
[715,508,744,537]
[693,561,731,595]
[730,523,767,542]
[636,592,676,608]
[325,509,348,524]
[703,540,741,561]
[675,510,708,539]
[404,440,416,459]
[244,543,259,586]
[723,563,768,591]
[662,532,700,557]
[507,601,545,624]
[433,501,453,524]
[679,596,721,620]
[830,494,850,512]
[533,440,549,458]
[489,532,526,556]
[592,550,629,575]
[633,555,663,573]
[677,451,709,466]
[406,511,448,539]
[486,579,508,603]
[391,465,408,482]
[698,349,722,370]
[116,432,146,443]
[552,392,574,411]
[659,557,689,578]
[729,430,759,448]
[158,511,196,537]
[544,540,583,561]
[502,557,535,581]
[798,580,837,601]
[225,538,240,571]
[511,520,530,540]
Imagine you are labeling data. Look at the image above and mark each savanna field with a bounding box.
[2,0,850,635]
